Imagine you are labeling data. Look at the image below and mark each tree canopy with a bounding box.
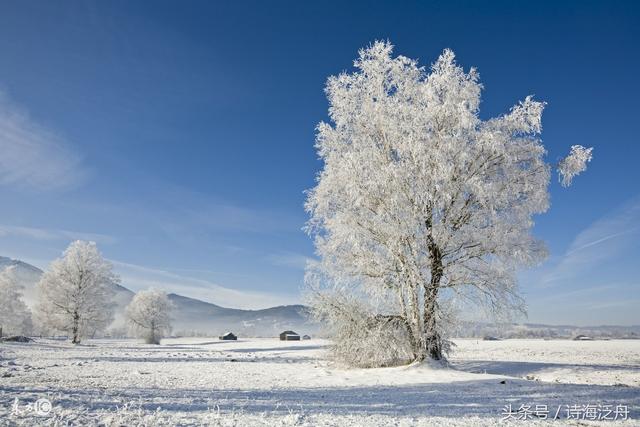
[305,41,592,364]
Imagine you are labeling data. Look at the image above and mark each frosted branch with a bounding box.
[558,145,593,187]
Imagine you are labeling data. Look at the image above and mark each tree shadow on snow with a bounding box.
[72,355,315,364]
[226,345,325,353]
[452,359,640,378]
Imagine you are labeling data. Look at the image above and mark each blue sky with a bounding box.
[0,1,638,324]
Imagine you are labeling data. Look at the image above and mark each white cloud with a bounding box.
[0,224,115,244]
[531,282,633,302]
[266,251,316,270]
[0,91,85,190]
[580,298,640,310]
[540,196,640,286]
[150,183,304,237]
[111,260,300,310]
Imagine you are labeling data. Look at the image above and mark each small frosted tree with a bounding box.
[35,241,117,344]
[305,41,592,365]
[125,289,173,344]
[0,266,33,337]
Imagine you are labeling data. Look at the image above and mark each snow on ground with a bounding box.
[451,339,640,387]
[0,338,638,426]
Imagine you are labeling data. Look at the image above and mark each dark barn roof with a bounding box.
[279,330,300,340]
[219,332,237,340]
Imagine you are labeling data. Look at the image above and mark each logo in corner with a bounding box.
[34,398,52,416]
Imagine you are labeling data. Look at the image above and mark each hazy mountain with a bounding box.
[166,293,314,337]
[5,255,635,339]
[0,256,43,306]
[0,256,315,337]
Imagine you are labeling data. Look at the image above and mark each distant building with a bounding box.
[302,335,311,340]
[219,332,237,340]
[279,330,300,341]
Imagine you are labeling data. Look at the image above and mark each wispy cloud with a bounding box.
[155,192,304,237]
[0,224,116,244]
[540,196,640,286]
[111,260,300,310]
[531,282,635,302]
[266,251,316,270]
[564,230,632,255]
[579,298,640,310]
[0,91,85,190]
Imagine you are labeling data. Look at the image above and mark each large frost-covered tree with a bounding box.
[305,41,592,365]
[125,288,173,344]
[35,241,117,344]
[0,266,33,337]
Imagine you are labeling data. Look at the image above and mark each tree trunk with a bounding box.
[398,288,419,360]
[146,320,160,344]
[71,311,80,344]
[424,287,442,360]
[409,282,426,360]
[424,238,444,360]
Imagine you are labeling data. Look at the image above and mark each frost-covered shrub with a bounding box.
[308,289,414,368]
[334,316,414,368]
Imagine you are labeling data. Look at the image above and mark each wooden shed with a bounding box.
[279,330,300,341]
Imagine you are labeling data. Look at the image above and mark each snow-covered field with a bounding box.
[1,338,638,426]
